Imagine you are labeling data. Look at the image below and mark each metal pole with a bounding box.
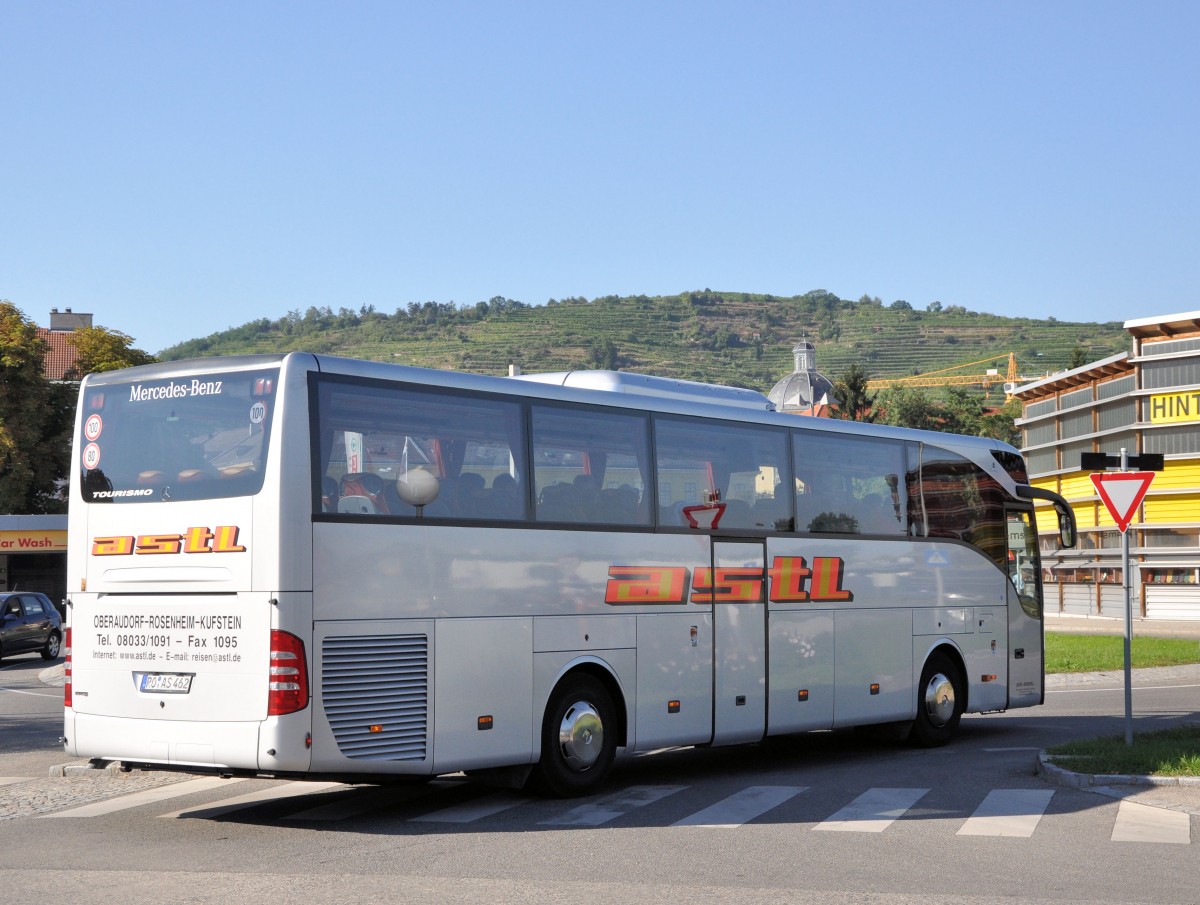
[1121,448,1133,747]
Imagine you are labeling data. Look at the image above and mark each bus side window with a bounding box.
[531,405,651,527]
[919,445,1007,568]
[317,382,528,522]
[793,432,906,536]
[654,417,788,532]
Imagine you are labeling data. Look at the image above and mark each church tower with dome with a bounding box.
[767,340,835,417]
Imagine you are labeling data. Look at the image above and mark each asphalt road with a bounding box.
[2,649,1199,905]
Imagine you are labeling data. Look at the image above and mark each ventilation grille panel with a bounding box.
[321,634,428,761]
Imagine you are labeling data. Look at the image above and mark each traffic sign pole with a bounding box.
[1087,449,1160,747]
[1120,449,1133,747]
[1087,450,1159,746]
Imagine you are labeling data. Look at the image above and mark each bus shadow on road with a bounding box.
[194,712,1200,833]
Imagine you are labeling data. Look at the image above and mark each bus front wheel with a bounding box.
[909,652,964,747]
[532,674,616,797]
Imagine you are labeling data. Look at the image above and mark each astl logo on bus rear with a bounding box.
[91,526,246,556]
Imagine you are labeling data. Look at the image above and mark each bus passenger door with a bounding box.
[1007,509,1045,706]
[710,540,767,746]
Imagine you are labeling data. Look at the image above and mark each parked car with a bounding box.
[0,591,63,661]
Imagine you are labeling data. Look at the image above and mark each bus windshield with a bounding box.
[78,368,278,503]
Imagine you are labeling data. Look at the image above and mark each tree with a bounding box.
[0,301,73,513]
[64,326,156,378]
[1067,346,1089,370]
[978,398,1021,446]
[875,386,942,432]
[934,386,979,435]
[587,339,621,370]
[831,363,876,422]
[874,384,1019,444]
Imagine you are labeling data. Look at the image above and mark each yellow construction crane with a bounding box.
[867,353,1021,398]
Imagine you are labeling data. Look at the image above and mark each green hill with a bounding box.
[159,289,1128,395]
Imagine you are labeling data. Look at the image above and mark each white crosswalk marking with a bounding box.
[157,781,345,819]
[1111,800,1191,844]
[957,789,1055,837]
[40,777,248,819]
[540,784,686,827]
[672,785,806,827]
[813,787,930,833]
[412,790,532,823]
[20,774,1198,846]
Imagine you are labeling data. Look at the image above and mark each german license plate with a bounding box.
[139,673,193,694]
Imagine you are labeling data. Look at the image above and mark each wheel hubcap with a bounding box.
[923,672,956,727]
[558,700,604,770]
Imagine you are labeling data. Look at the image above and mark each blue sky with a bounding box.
[3,2,1198,355]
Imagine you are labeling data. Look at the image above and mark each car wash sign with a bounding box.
[0,529,67,552]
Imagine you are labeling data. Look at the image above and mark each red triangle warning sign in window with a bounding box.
[1090,471,1155,533]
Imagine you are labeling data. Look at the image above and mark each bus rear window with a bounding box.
[78,369,278,503]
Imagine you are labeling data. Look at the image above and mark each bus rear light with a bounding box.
[64,628,73,708]
[268,630,309,716]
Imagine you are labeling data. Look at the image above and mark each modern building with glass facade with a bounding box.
[1014,309,1200,621]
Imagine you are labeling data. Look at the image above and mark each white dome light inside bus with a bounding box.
[396,468,440,511]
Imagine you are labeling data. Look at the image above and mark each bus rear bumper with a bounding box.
[65,711,310,773]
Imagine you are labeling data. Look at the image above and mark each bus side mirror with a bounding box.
[1015,485,1077,549]
[1053,501,1076,549]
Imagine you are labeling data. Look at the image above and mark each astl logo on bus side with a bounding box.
[88,532,852,606]
[606,556,854,605]
[91,526,247,556]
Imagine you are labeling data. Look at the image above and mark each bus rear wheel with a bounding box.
[909,652,964,747]
[531,674,616,797]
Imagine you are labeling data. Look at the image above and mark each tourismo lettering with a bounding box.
[91,526,246,556]
[128,379,223,402]
[605,556,854,606]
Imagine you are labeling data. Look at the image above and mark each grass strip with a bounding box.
[1045,633,1200,674]
[1045,726,1200,777]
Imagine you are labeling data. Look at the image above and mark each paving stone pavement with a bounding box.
[0,768,192,821]
[1045,662,1200,690]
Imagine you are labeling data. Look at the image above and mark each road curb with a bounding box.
[48,760,125,778]
[1036,752,1200,789]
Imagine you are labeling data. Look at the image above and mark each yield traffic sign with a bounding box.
[1090,471,1155,533]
